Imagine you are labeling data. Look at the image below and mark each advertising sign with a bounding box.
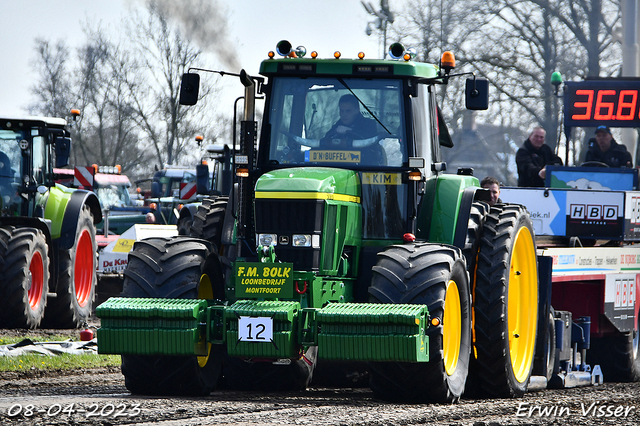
[500,187,624,239]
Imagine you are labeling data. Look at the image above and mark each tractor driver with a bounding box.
[0,150,17,212]
[321,94,385,165]
[322,94,377,146]
[585,126,633,168]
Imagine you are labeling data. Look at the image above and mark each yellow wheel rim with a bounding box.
[197,273,215,367]
[443,279,462,376]
[508,226,538,383]
[198,273,214,299]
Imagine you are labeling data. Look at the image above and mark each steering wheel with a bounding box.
[580,161,610,168]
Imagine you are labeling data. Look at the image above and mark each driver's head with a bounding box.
[595,125,613,152]
[338,95,361,125]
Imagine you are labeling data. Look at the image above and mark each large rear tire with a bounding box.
[190,197,228,250]
[462,201,489,275]
[43,206,96,328]
[471,204,538,397]
[0,227,49,329]
[368,243,471,403]
[120,236,223,396]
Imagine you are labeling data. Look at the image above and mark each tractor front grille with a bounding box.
[255,199,323,271]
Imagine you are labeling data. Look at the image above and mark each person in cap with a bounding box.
[516,126,563,187]
[585,126,633,168]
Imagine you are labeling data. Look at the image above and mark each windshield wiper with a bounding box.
[336,77,391,135]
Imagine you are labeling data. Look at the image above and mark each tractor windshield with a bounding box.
[267,77,406,168]
[94,185,133,209]
[0,131,23,216]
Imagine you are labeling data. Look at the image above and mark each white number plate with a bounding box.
[238,316,273,342]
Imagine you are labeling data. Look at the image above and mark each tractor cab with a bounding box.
[256,45,486,243]
[0,117,71,217]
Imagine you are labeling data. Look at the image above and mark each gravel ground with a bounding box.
[1,321,638,426]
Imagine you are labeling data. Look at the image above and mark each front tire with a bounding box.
[0,227,49,329]
[43,206,96,328]
[120,236,223,396]
[471,204,538,397]
[368,243,471,403]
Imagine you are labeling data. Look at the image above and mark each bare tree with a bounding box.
[28,38,72,118]
[28,1,230,181]
[127,2,212,168]
[464,0,621,153]
[390,0,622,179]
[69,24,147,172]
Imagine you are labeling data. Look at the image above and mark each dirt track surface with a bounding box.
[1,322,639,425]
[1,350,639,426]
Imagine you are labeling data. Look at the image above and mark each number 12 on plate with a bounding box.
[238,316,274,342]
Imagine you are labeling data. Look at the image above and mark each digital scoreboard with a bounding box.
[564,80,640,128]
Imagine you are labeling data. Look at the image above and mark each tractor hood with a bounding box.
[255,167,361,202]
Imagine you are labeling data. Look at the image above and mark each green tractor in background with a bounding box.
[97,41,539,402]
[0,114,101,329]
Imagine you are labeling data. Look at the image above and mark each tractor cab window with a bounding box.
[152,170,192,198]
[268,77,406,168]
[32,134,47,184]
[0,131,23,216]
[94,184,133,209]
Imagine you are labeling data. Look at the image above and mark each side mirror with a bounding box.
[465,78,489,110]
[195,163,210,195]
[55,136,71,167]
[179,73,200,106]
[151,181,162,198]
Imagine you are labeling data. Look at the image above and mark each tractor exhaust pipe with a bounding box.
[236,70,257,257]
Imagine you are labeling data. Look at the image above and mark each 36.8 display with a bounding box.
[564,79,640,128]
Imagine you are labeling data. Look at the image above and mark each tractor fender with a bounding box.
[418,174,480,245]
[0,216,55,252]
[452,186,482,250]
[56,190,101,250]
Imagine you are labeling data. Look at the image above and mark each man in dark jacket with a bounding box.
[516,127,563,187]
[585,125,633,168]
[323,94,377,143]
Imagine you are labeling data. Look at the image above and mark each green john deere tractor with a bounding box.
[97,41,539,402]
[0,115,101,329]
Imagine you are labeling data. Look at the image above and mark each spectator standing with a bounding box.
[516,127,563,187]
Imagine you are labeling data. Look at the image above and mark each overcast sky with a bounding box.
[1,0,404,117]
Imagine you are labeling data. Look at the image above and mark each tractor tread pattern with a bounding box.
[0,226,49,329]
[471,204,534,398]
[120,236,220,395]
[368,243,471,403]
[190,197,228,251]
[42,206,96,328]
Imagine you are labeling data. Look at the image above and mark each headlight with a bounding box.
[292,234,311,247]
[258,233,277,246]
